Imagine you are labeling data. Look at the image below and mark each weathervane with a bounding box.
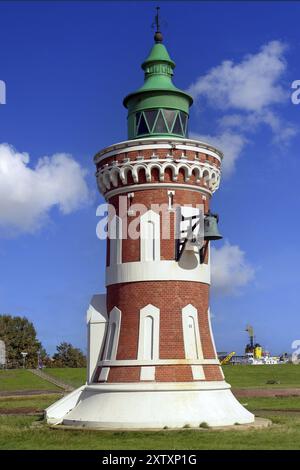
[154,6,161,32]
[152,6,163,43]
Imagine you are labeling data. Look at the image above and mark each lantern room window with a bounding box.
[135,108,188,137]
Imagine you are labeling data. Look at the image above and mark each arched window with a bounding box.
[147,221,155,261]
[140,210,160,262]
[186,316,198,359]
[182,304,203,360]
[143,315,154,360]
[138,305,159,360]
[138,304,160,381]
[103,307,121,361]
[109,216,122,266]
[105,322,116,360]
[182,304,204,380]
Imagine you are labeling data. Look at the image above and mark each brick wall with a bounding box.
[104,281,221,383]
[107,188,209,264]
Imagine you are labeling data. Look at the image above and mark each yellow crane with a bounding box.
[220,351,236,365]
[245,324,262,359]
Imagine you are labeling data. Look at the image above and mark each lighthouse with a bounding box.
[46,15,254,428]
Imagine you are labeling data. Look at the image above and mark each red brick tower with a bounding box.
[47,22,254,428]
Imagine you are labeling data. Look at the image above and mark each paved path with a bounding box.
[233,388,300,397]
[29,369,75,392]
[2,386,300,399]
[0,389,62,397]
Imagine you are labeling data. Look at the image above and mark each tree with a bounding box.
[52,342,86,368]
[0,315,46,368]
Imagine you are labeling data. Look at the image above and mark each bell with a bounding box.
[204,212,223,241]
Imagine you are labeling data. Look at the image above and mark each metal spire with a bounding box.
[155,6,161,32]
[153,6,163,43]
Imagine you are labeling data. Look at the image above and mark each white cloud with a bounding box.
[188,41,287,112]
[0,143,91,235]
[257,110,297,145]
[211,242,255,295]
[218,110,297,146]
[188,41,296,176]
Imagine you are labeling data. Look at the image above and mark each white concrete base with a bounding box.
[45,385,85,425]
[45,381,254,429]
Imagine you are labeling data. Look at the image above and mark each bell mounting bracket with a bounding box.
[175,214,205,263]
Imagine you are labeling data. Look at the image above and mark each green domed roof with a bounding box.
[123,33,193,140]
[142,42,175,66]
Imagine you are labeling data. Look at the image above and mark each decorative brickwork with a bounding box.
[95,139,222,197]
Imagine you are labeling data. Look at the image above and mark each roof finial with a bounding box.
[153,6,163,43]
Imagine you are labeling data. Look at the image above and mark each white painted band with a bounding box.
[99,358,220,367]
[106,259,210,286]
[94,138,223,164]
[85,381,230,392]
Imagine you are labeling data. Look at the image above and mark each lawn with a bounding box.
[1,370,300,449]
[44,364,300,390]
[44,368,86,388]
[0,394,62,411]
[1,365,300,394]
[0,370,60,392]
[242,395,300,410]
[223,364,300,388]
[0,396,299,449]
[36,364,300,390]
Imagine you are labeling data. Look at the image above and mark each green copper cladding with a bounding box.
[123,39,193,140]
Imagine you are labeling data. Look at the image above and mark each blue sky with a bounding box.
[1,1,300,356]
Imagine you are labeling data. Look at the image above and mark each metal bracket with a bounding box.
[176,215,202,262]
[199,242,208,264]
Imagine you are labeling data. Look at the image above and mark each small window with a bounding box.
[103,307,121,361]
[163,109,176,132]
[140,210,160,262]
[153,110,168,133]
[182,304,203,360]
[135,112,141,128]
[144,110,158,132]
[172,114,183,135]
[105,323,116,360]
[147,221,156,261]
[180,112,188,135]
[143,316,154,360]
[138,304,160,360]
[137,113,149,135]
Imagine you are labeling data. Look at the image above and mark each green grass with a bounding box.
[0,370,60,392]
[46,364,300,390]
[242,395,300,410]
[0,395,300,449]
[223,364,300,388]
[2,365,300,449]
[2,365,299,394]
[0,405,295,449]
[0,394,62,411]
[44,368,86,388]
[42,364,300,391]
